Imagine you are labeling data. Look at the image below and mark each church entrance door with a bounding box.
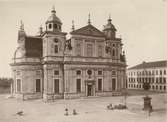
[87,85,93,96]
[85,80,95,97]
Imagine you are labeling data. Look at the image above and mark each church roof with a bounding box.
[70,24,105,37]
[103,18,117,31]
[25,36,42,57]
[46,14,62,24]
[46,7,62,24]
[128,60,167,70]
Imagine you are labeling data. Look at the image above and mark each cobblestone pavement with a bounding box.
[0,93,166,122]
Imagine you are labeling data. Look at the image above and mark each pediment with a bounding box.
[70,24,105,37]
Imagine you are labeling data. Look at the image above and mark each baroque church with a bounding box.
[10,7,126,101]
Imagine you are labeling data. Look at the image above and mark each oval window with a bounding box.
[87,70,92,75]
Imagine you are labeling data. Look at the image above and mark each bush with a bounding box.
[0,78,13,88]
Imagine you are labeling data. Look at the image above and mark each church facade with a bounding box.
[10,8,126,101]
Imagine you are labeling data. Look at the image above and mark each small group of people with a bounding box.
[65,108,77,116]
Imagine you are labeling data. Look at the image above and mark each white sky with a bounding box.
[0,0,167,77]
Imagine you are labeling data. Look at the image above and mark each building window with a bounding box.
[76,43,81,56]
[87,44,93,57]
[54,45,58,53]
[98,79,102,91]
[152,85,154,90]
[131,84,133,88]
[156,78,158,83]
[156,85,158,90]
[160,70,162,75]
[112,78,116,90]
[98,45,103,57]
[98,70,102,75]
[164,86,166,90]
[112,49,115,57]
[49,23,52,29]
[160,77,162,83]
[163,78,166,83]
[160,86,162,90]
[76,70,81,75]
[156,70,158,75]
[16,79,21,93]
[36,79,41,92]
[54,38,59,43]
[54,79,59,93]
[76,79,81,93]
[54,70,59,75]
[54,24,57,29]
[87,70,92,76]
[152,70,154,75]
[152,78,154,83]
[59,25,61,30]
[164,70,166,75]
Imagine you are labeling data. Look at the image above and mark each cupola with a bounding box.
[103,15,117,39]
[45,6,62,32]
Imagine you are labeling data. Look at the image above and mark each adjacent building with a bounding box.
[127,61,167,92]
[10,7,126,101]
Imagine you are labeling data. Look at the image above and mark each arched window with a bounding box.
[54,45,58,53]
[59,25,61,30]
[112,49,115,57]
[49,24,52,29]
[54,24,57,29]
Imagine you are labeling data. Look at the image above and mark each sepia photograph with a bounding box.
[0,0,167,122]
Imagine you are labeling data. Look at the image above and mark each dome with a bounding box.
[46,7,62,25]
[103,18,116,31]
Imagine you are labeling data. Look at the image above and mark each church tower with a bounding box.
[103,16,123,62]
[45,6,62,32]
[42,7,67,100]
[103,15,117,39]
[42,6,67,58]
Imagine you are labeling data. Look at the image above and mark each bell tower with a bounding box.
[104,16,124,61]
[42,6,67,58]
[103,15,117,39]
[45,6,62,32]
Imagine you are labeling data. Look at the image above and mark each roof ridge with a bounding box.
[128,60,167,70]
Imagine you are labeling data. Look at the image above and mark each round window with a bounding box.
[54,38,58,43]
[87,70,92,75]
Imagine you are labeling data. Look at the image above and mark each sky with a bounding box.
[0,0,167,77]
